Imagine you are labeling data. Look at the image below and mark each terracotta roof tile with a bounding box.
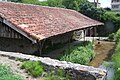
[0,2,103,41]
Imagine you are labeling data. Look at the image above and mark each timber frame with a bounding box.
[0,17,98,55]
[0,17,37,43]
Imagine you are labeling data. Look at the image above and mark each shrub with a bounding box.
[21,61,44,77]
[112,42,120,67]
[44,75,65,80]
[102,11,120,32]
[0,64,23,80]
[112,36,120,80]
[114,29,120,43]
[59,42,95,65]
[79,2,105,21]
[108,33,115,40]
[44,69,71,80]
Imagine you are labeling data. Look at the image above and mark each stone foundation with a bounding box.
[0,51,107,80]
[0,37,38,54]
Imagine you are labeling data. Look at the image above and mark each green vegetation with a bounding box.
[62,0,88,11]
[114,29,120,43]
[108,33,115,41]
[59,42,95,65]
[46,0,64,8]
[21,0,42,5]
[21,61,71,80]
[44,69,71,80]
[0,64,23,80]
[112,42,120,80]
[112,29,120,80]
[21,61,44,77]
[102,11,120,31]
[79,2,105,21]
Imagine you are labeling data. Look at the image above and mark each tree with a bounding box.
[8,0,42,5]
[79,2,105,21]
[8,0,22,2]
[21,0,42,5]
[62,0,88,11]
[46,0,64,8]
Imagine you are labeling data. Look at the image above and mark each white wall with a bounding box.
[0,0,7,1]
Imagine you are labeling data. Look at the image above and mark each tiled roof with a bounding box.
[0,2,103,42]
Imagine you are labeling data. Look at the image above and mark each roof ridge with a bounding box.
[0,1,99,22]
[0,2,103,42]
[0,1,74,12]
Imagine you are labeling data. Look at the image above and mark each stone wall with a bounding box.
[0,31,74,54]
[0,37,38,54]
[50,32,73,44]
[0,51,107,80]
[0,21,75,54]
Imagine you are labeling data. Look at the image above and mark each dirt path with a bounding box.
[0,54,43,80]
[90,40,115,67]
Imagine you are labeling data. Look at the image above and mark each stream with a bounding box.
[99,62,115,80]
[90,40,115,80]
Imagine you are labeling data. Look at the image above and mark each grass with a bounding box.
[21,61,72,80]
[108,33,115,41]
[59,41,95,65]
[43,69,71,80]
[21,61,44,77]
[0,64,23,80]
[112,42,120,80]
[112,29,120,80]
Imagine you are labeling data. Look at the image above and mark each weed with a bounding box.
[0,64,23,80]
[44,68,71,80]
[21,61,44,77]
[59,41,95,65]
[112,30,120,80]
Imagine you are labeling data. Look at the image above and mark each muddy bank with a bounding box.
[90,40,115,67]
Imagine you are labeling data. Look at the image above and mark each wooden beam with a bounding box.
[37,39,46,56]
[2,19,36,43]
[83,29,86,41]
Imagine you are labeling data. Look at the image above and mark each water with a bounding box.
[99,62,115,80]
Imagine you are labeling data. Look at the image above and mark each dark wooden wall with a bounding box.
[0,22,25,39]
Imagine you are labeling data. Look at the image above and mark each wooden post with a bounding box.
[83,29,86,41]
[93,27,95,42]
[68,33,72,54]
[90,28,92,37]
[36,39,46,56]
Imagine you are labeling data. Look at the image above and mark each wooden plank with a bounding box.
[2,19,36,43]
